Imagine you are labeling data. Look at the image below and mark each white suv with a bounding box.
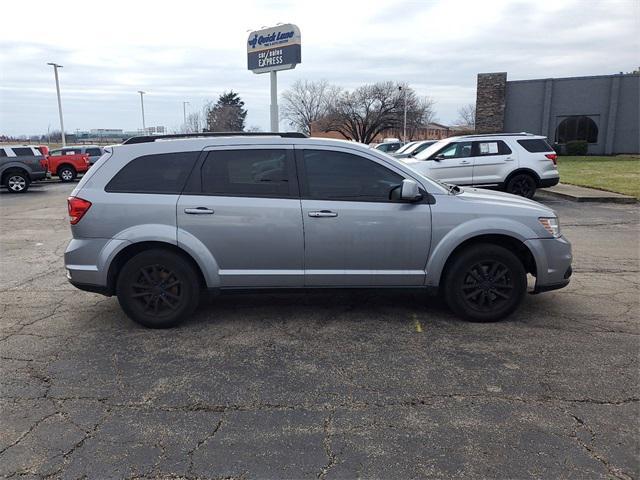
[401,133,559,198]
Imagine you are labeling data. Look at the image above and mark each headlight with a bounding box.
[539,217,560,237]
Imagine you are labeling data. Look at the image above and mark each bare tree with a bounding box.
[319,82,433,144]
[184,111,203,133]
[280,80,341,135]
[455,103,476,129]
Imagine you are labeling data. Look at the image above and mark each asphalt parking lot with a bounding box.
[1,181,638,479]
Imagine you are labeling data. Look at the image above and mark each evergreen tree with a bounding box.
[205,91,247,132]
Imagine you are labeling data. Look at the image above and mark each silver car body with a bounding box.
[65,136,571,294]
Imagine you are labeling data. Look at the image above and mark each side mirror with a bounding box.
[400,179,422,202]
[432,154,443,162]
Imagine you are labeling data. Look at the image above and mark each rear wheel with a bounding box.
[116,249,200,328]
[4,170,30,193]
[506,173,537,199]
[58,165,76,182]
[443,244,527,322]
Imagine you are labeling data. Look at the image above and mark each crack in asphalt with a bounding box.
[317,412,337,480]
[569,414,634,480]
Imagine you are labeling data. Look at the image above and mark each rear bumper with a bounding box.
[64,237,129,290]
[67,277,112,296]
[539,177,560,188]
[525,236,572,293]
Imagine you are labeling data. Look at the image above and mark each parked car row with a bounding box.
[0,145,104,192]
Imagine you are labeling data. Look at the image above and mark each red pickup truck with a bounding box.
[47,148,91,182]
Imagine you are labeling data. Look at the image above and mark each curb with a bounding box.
[541,187,637,204]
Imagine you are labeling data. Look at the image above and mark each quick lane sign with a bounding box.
[247,24,301,74]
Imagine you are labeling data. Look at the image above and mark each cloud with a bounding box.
[0,0,638,136]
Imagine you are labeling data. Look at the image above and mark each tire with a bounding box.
[58,165,77,182]
[116,249,200,328]
[443,244,527,322]
[4,170,30,193]
[505,173,537,199]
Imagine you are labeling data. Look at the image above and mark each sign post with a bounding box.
[247,24,301,132]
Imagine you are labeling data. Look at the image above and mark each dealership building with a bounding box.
[475,71,639,154]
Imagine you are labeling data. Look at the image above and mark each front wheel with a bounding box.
[116,249,200,328]
[4,171,30,193]
[443,244,527,322]
[58,166,77,182]
[506,173,537,199]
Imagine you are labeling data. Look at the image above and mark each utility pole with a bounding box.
[183,101,189,131]
[138,91,146,133]
[47,63,66,147]
[398,85,408,143]
[270,71,278,132]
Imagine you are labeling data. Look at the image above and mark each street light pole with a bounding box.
[183,101,190,131]
[138,91,146,133]
[403,88,408,143]
[47,63,66,147]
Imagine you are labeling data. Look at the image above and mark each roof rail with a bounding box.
[458,132,535,138]
[122,131,307,145]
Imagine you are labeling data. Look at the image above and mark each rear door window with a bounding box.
[86,148,103,156]
[474,140,512,156]
[105,152,200,194]
[517,139,553,153]
[200,149,296,198]
[12,147,35,156]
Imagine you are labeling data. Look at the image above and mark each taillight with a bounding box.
[545,153,558,165]
[68,196,92,225]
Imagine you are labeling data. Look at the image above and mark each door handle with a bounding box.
[308,210,338,218]
[459,160,471,165]
[505,157,514,161]
[184,207,214,215]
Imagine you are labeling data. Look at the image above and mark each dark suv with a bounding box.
[0,146,47,193]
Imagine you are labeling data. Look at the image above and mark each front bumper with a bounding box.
[524,236,572,293]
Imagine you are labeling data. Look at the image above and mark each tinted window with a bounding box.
[106,152,199,194]
[435,141,472,159]
[50,150,62,156]
[518,139,554,153]
[413,141,435,154]
[201,149,293,197]
[302,150,403,202]
[12,148,35,156]
[0,150,7,157]
[86,148,102,156]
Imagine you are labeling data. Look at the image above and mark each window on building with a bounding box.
[555,116,598,144]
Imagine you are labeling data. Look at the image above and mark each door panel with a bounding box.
[297,147,431,287]
[423,141,473,184]
[472,140,517,185]
[177,146,304,288]
[177,195,304,287]
[302,200,431,286]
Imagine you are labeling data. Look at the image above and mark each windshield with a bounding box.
[395,141,417,154]
[413,138,452,160]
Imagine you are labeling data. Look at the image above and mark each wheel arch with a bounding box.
[437,234,537,292]
[106,241,208,295]
[56,162,77,175]
[1,165,30,182]
[504,168,541,187]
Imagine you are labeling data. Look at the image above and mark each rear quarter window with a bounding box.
[12,147,35,156]
[105,151,200,194]
[86,148,103,156]
[0,149,7,158]
[517,139,553,153]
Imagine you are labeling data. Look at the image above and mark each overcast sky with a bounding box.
[0,0,638,136]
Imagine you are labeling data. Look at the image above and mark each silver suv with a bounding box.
[64,133,572,328]
[401,133,560,198]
